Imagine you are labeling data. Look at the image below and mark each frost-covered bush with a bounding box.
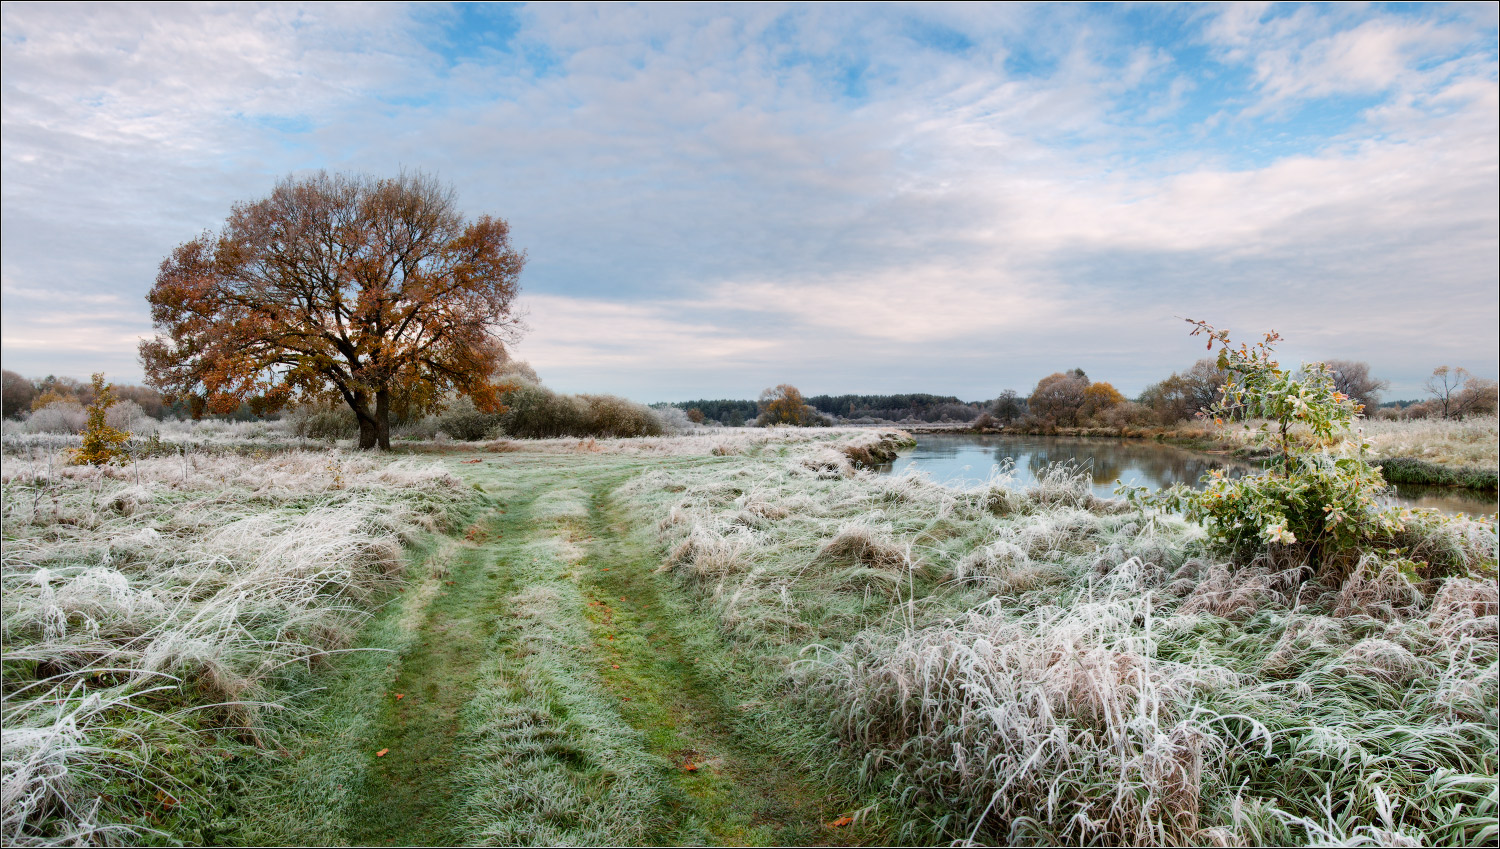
[498,384,663,439]
[21,401,85,434]
[284,402,358,440]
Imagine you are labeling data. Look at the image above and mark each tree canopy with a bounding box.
[140,171,524,449]
[757,384,821,426]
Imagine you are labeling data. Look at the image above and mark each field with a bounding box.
[2,427,1496,846]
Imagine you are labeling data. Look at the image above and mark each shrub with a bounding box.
[428,395,505,441]
[1027,370,1089,426]
[2,370,36,418]
[285,402,358,440]
[1131,323,1404,574]
[497,384,663,439]
[22,400,86,434]
[500,383,587,438]
[72,374,131,466]
[579,394,665,438]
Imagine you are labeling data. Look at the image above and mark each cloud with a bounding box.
[1,2,1494,404]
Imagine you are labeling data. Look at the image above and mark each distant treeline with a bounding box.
[668,359,1498,428]
[671,394,984,426]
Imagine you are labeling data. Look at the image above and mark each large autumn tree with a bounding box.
[140,171,525,450]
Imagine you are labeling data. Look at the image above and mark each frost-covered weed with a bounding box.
[0,447,476,844]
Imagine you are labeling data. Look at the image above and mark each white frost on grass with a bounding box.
[619,433,1499,846]
[0,446,477,845]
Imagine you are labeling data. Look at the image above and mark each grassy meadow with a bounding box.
[1,424,1495,846]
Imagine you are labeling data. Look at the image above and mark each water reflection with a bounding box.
[875,434,1496,518]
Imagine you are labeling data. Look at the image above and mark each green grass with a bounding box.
[7,429,1492,846]
[208,451,882,846]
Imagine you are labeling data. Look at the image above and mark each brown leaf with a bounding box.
[375,748,389,757]
[395,693,404,700]
[683,763,698,772]
[828,816,853,828]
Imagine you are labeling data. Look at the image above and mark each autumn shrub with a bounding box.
[71,374,131,466]
[1131,323,1425,577]
[2,370,37,418]
[1027,370,1089,426]
[579,394,665,438]
[499,383,587,438]
[1099,399,1156,428]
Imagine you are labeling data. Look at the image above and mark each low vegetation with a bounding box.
[1,407,1494,846]
[618,429,1497,846]
[0,449,479,844]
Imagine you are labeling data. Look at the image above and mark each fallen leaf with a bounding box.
[828,816,853,828]
[620,597,626,601]
[683,763,698,772]
[611,664,620,669]
[395,694,404,700]
[376,748,389,757]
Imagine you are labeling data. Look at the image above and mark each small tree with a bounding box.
[1027,371,1089,426]
[1424,366,1497,419]
[1078,381,1125,422]
[2,371,37,419]
[73,373,131,466]
[1133,321,1400,569]
[990,389,1025,423]
[757,384,814,426]
[1453,378,1499,418]
[1322,359,1388,416]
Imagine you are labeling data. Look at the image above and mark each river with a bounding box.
[875,433,1497,518]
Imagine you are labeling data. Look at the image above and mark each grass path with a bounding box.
[240,452,878,846]
[571,471,874,845]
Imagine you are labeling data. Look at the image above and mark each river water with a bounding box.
[875,433,1497,518]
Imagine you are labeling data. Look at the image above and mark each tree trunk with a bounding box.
[350,391,379,450]
[376,388,392,451]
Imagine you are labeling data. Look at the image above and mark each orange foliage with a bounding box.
[140,171,525,450]
[1079,381,1126,421]
[757,384,811,426]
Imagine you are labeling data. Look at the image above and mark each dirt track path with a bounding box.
[327,454,876,846]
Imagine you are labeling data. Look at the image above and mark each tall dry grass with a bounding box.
[617,430,1498,846]
[0,448,477,845]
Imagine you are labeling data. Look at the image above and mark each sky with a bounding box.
[2,2,1496,403]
